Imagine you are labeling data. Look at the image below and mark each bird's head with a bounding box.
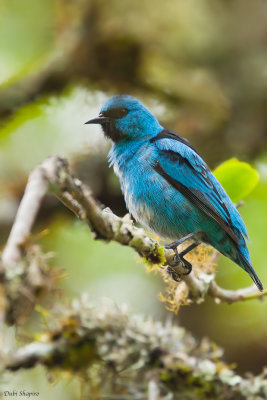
[85,95,162,142]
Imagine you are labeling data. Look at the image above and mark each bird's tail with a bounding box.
[212,232,263,291]
[237,251,263,292]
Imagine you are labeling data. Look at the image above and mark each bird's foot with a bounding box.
[178,256,192,275]
[164,244,192,281]
[165,259,192,282]
[166,265,181,282]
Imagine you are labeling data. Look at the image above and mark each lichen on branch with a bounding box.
[1,156,267,399]
[1,156,266,328]
[5,298,267,400]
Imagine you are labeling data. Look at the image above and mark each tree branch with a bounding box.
[1,156,266,315]
[4,299,267,400]
[208,281,267,304]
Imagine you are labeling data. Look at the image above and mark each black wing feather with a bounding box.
[154,161,240,244]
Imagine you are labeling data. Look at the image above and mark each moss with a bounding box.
[143,244,166,266]
[59,341,97,370]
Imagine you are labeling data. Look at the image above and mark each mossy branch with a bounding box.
[1,157,267,399]
[4,299,267,400]
[1,156,266,326]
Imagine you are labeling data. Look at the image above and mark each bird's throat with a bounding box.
[101,122,124,143]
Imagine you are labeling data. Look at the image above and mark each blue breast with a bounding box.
[109,140,207,239]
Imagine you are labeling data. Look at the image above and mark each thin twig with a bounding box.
[2,159,53,268]
[208,281,267,304]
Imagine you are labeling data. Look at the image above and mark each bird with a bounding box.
[85,95,263,291]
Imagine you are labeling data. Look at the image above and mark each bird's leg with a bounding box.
[164,234,200,281]
[178,242,200,275]
[164,232,195,251]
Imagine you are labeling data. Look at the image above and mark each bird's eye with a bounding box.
[120,108,128,116]
[102,107,129,119]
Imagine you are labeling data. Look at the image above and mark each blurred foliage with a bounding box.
[1,0,267,397]
[0,0,55,85]
[214,158,259,202]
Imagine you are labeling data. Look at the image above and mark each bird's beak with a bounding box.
[84,113,109,125]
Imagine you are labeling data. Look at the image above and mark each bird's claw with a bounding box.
[165,240,192,282]
[178,256,192,275]
[166,265,181,282]
[164,244,192,281]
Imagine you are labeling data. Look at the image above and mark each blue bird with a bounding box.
[85,95,263,291]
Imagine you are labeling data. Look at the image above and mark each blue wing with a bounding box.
[151,130,248,243]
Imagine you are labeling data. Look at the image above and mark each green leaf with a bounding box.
[213,158,259,202]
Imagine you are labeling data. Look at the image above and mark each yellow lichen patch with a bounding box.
[143,245,166,271]
[158,244,218,314]
[159,279,190,314]
[174,241,217,276]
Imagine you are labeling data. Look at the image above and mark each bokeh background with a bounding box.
[1,0,267,397]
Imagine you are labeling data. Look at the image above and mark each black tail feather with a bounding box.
[239,253,263,292]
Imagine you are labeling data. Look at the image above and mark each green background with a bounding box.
[1,0,267,397]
